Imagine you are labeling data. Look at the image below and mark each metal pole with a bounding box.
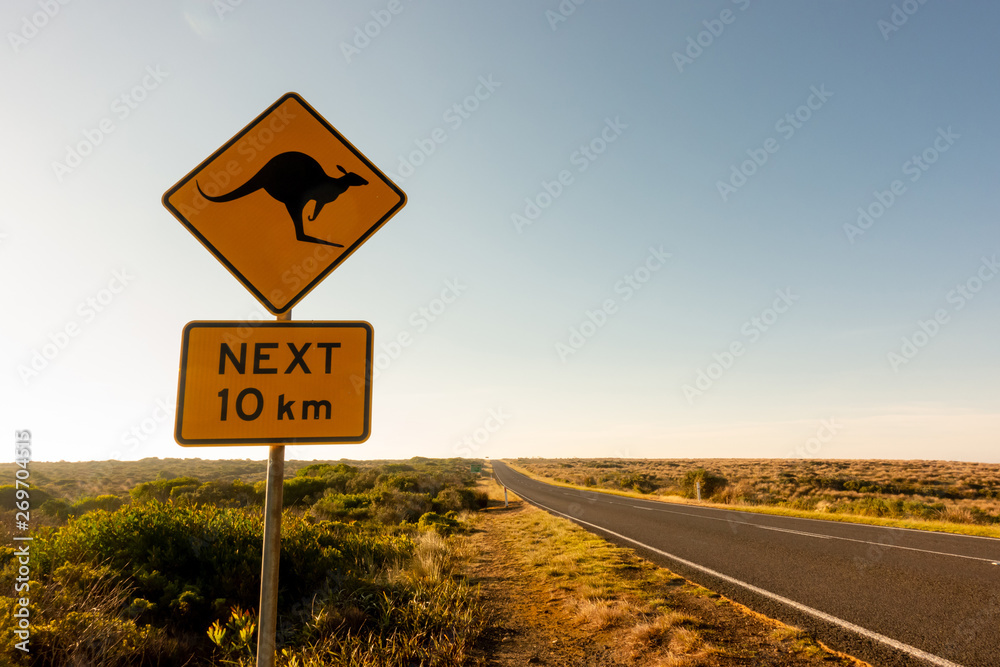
[504,486,508,508]
[696,480,701,501]
[257,310,290,667]
[256,444,284,666]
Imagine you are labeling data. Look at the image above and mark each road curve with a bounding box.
[491,462,1000,667]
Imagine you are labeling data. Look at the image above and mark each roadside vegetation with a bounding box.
[509,458,1000,537]
[472,471,866,666]
[0,458,489,666]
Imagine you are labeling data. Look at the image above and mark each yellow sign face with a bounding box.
[162,93,406,314]
[175,321,372,445]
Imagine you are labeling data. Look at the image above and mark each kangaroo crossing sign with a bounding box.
[175,321,373,445]
[162,92,406,315]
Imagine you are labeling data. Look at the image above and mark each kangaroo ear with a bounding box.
[337,165,347,174]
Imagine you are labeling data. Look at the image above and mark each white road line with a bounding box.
[500,475,965,667]
[759,525,832,539]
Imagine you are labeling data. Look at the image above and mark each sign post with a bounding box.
[258,443,284,667]
[257,309,289,667]
[162,91,405,667]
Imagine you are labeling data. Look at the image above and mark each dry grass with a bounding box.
[576,598,636,629]
[410,529,450,581]
[630,611,699,647]
[509,458,1000,538]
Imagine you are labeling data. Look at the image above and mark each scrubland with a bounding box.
[510,458,1000,536]
[0,458,488,666]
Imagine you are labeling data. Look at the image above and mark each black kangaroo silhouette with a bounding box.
[196,151,369,247]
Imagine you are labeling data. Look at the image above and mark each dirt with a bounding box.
[465,496,870,667]
[466,499,629,666]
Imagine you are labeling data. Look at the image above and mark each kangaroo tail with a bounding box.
[196,174,264,203]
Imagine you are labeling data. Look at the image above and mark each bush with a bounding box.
[346,469,380,494]
[71,494,124,515]
[190,480,262,508]
[377,472,424,493]
[130,477,200,504]
[0,485,52,508]
[679,469,727,499]
[0,561,178,667]
[283,476,329,506]
[40,498,72,521]
[310,492,373,522]
[618,473,659,494]
[433,487,475,513]
[39,495,123,522]
[373,490,432,524]
[27,503,378,635]
[417,511,462,535]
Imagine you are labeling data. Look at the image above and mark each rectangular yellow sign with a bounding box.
[175,321,372,445]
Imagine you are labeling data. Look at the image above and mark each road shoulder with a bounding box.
[466,478,870,666]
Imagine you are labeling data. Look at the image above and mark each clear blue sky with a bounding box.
[3,1,1000,463]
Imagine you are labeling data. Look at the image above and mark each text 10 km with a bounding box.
[217,388,334,423]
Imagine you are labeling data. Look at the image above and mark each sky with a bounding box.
[3,1,1000,464]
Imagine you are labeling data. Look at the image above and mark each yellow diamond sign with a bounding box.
[162,93,406,314]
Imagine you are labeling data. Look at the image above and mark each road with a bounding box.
[491,462,1000,667]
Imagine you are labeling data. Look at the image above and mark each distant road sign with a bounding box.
[175,321,372,445]
[162,93,406,314]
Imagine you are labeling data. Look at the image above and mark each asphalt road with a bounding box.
[491,462,1000,667]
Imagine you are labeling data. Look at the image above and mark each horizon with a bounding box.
[13,454,1000,466]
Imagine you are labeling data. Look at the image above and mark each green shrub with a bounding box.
[40,498,72,521]
[130,476,200,504]
[380,463,415,474]
[28,503,377,634]
[72,494,124,515]
[346,469,380,494]
[377,472,423,493]
[0,562,177,667]
[679,469,727,499]
[310,492,372,522]
[39,495,124,521]
[282,476,329,506]
[433,487,477,513]
[191,479,262,507]
[417,511,462,535]
[296,462,358,477]
[207,605,257,665]
[0,485,52,509]
[618,472,659,494]
[373,490,432,524]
